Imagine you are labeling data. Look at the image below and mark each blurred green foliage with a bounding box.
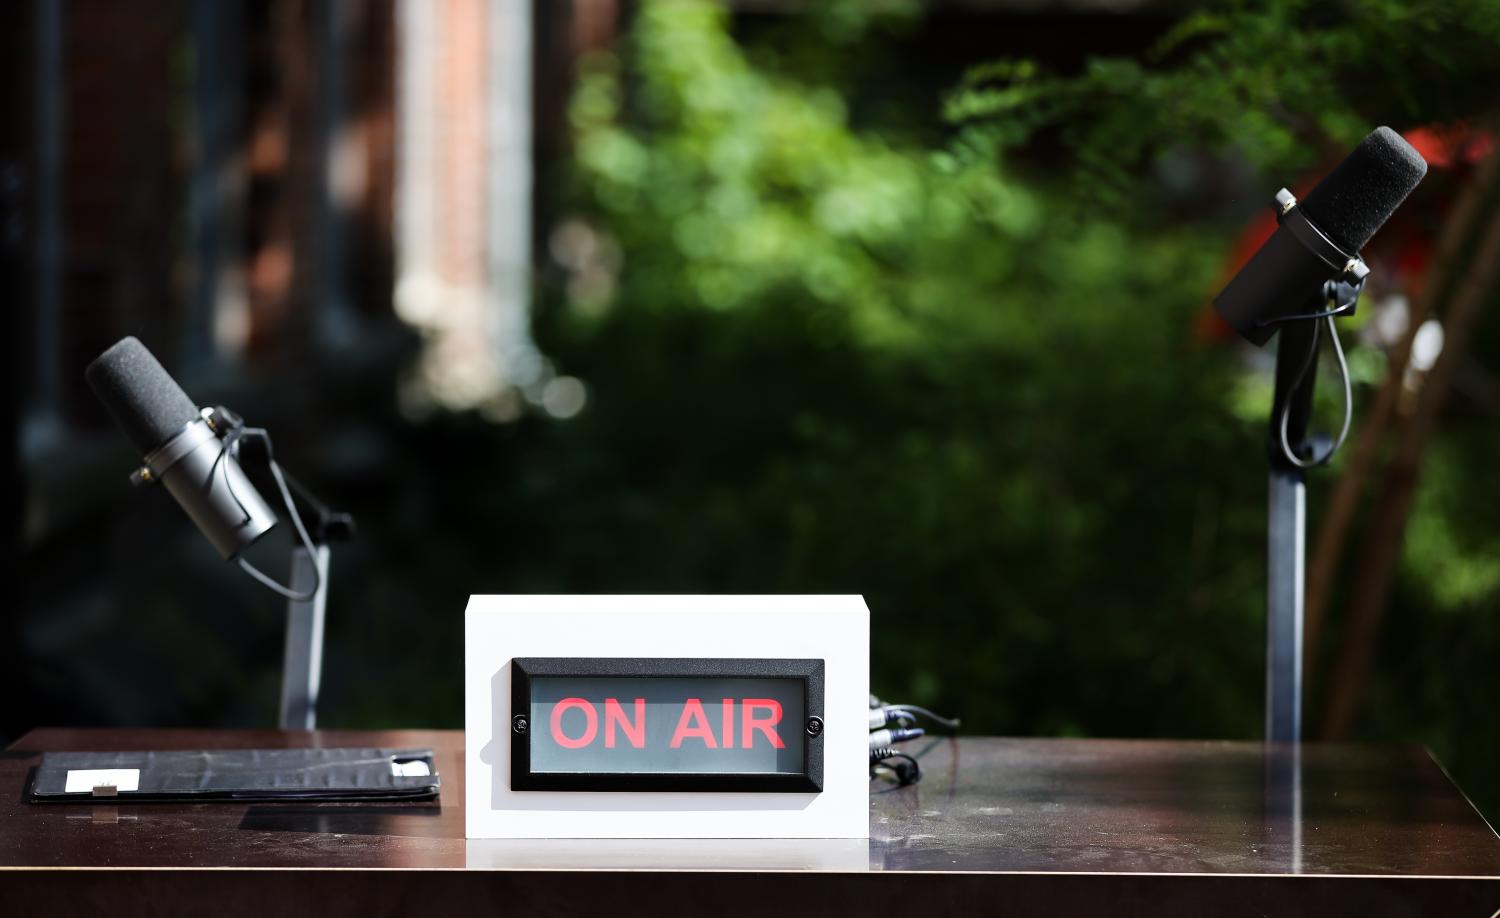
[525,0,1500,818]
[547,0,1260,736]
[946,0,1500,207]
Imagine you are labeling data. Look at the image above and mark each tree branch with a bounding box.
[1320,178,1500,740]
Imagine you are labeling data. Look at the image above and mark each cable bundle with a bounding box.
[868,694,960,787]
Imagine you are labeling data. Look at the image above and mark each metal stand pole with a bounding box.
[1265,468,1304,743]
[279,542,330,730]
[1265,319,1319,743]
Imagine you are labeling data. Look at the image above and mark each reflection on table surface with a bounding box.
[5,728,1499,877]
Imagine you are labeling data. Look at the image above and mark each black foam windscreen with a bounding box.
[85,337,200,455]
[1300,126,1427,253]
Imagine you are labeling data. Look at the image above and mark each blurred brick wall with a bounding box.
[348,0,397,319]
[13,0,402,552]
[245,0,396,358]
[62,0,186,429]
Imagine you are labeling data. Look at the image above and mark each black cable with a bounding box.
[236,456,321,603]
[870,747,921,786]
[1276,313,1352,469]
[210,425,250,524]
[884,704,961,733]
[1253,297,1356,329]
[869,699,959,787]
[217,421,322,602]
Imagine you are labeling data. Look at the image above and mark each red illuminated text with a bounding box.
[548,697,787,750]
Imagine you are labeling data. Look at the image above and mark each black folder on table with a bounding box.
[28,748,440,803]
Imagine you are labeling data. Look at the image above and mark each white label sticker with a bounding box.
[391,759,432,777]
[64,768,141,793]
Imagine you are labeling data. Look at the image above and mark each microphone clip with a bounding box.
[203,404,356,545]
[1244,189,1371,332]
[202,404,244,437]
[1274,188,1370,290]
[204,405,275,469]
[130,412,223,489]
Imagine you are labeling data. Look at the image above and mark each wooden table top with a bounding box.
[3,728,1497,915]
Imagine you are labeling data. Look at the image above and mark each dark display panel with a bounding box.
[510,658,824,793]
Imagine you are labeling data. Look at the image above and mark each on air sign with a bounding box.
[465,595,869,839]
[545,695,790,751]
[510,658,824,792]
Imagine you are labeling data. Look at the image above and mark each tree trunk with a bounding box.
[1320,196,1500,740]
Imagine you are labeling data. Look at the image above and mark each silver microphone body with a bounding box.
[143,417,277,560]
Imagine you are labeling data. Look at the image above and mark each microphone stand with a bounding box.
[1264,331,1322,874]
[1262,278,1360,743]
[275,471,354,730]
[1264,318,1318,743]
[217,412,354,731]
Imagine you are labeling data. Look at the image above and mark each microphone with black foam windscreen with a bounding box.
[86,336,277,560]
[1215,126,1428,345]
[1216,127,1428,745]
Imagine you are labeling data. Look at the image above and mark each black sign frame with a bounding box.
[510,657,824,793]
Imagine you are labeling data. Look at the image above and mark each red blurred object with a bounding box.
[1402,123,1492,168]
